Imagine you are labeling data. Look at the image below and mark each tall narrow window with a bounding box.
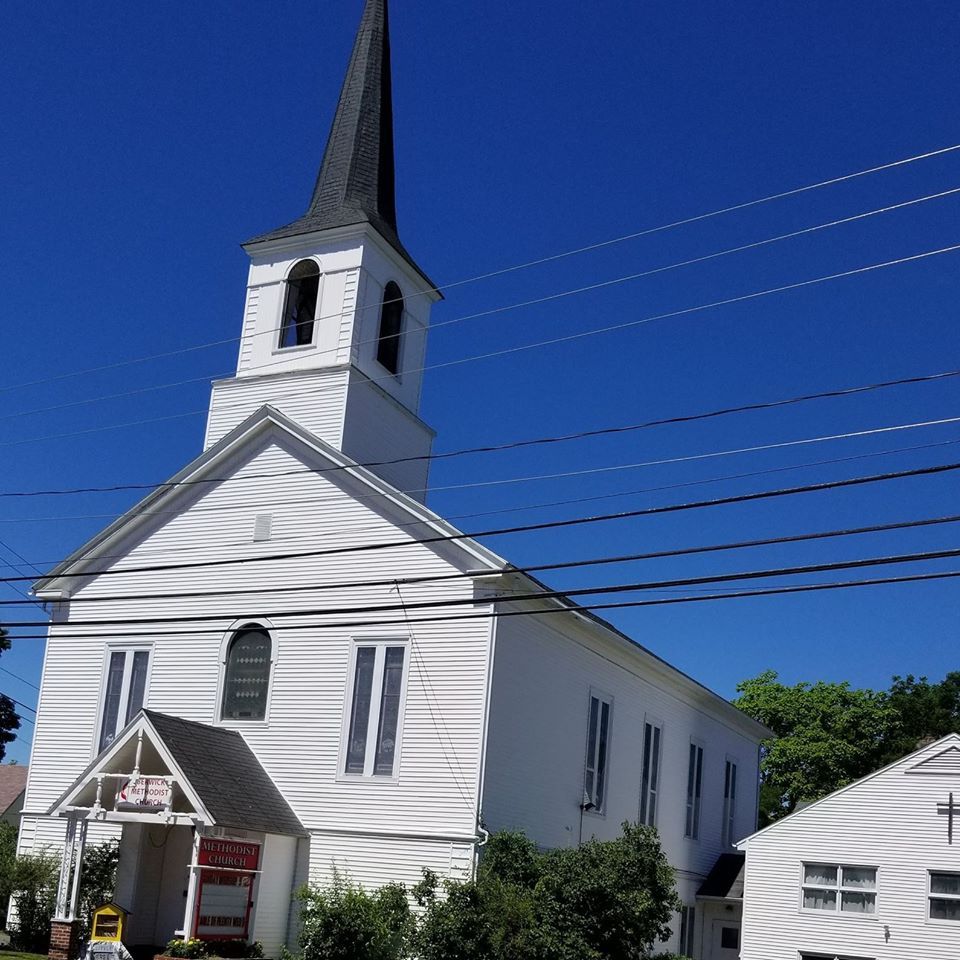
[722,759,738,847]
[278,259,320,348]
[583,693,612,813]
[685,742,704,839]
[678,904,696,956]
[639,720,662,827]
[98,648,151,753]
[343,642,408,778]
[221,624,272,721]
[376,281,404,374]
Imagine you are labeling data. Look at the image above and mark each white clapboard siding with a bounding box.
[482,604,762,882]
[740,736,960,960]
[252,834,299,956]
[307,832,475,891]
[205,367,350,449]
[26,432,493,850]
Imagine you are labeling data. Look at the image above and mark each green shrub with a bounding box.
[8,850,59,953]
[78,840,120,942]
[165,939,207,959]
[299,876,412,960]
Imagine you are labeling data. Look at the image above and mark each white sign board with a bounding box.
[116,777,169,810]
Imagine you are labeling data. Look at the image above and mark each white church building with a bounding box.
[16,2,769,958]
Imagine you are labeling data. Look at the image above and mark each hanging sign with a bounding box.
[116,777,169,810]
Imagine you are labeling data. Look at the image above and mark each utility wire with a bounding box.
[0,666,40,690]
[7,459,960,586]
[8,182,956,427]
[5,141,958,397]
[1,693,36,715]
[0,512,956,609]
[6,235,959,451]
[4,365,959,499]
[6,564,960,641]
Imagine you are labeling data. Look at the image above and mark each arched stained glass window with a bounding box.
[221,624,272,721]
[278,260,320,349]
[376,281,404,374]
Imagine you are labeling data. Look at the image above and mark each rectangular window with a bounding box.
[98,648,150,753]
[678,904,695,956]
[344,643,407,778]
[722,759,738,847]
[583,693,612,814]
[639,720,662,827]
[800,955,874,960]
[685,742,704,838]
[802,863,877,915]
[930,871,960,921]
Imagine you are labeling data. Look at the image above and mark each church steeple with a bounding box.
[210,0,441,501]
[247,0,420,275]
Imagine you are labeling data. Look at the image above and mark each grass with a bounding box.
[0,951,49,960]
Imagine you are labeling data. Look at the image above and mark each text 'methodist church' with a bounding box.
[18,3,768,959]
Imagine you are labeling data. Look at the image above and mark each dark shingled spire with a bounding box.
[247,0,423,277]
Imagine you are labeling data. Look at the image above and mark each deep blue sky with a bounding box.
[1,1,959,763]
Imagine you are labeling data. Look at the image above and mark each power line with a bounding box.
[5,141,958,398]
[0,666,40,690]
[4,365,959,499]
[8,458,960,587]
[1,693,36,716]
[8,183,957,428]
[0,511,956,609]
[6,561,960,640]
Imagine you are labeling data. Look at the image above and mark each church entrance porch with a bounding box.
[47,711,305,959]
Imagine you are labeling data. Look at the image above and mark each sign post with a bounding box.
[193,839,261,942]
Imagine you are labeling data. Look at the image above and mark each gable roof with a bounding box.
[738,731,960,848]
[49,710,304,836]
[906,742,960,776]
[142,711,304,836]
[33,404,507,596]
[0,764,28,814]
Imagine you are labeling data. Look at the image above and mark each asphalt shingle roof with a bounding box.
[697,852,746,899]
[143,710,304,837]
[0,764,27,815]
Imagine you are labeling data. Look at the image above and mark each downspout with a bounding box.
[472,595,500,873]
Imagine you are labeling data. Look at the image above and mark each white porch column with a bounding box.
[180,826,204,940]
[67,818,88,922]
[54,817,77,921]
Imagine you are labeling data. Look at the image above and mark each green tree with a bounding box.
[884,672,960,762]
[0,819,18,928]
[414,824,679,960]
[734,670,897,824]
[0,626,22,761]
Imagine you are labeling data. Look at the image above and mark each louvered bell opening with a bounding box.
[253,514,273,542]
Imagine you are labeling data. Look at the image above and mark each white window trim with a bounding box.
[798,862,879,919]
[722,755,739,848]
[273,257,324,354]
[684,738,705,840]
[677,903,696,956]
[214,618,278,729]
[638,714,663,828]
[337,638,411,783]
[374,280,406,381]
[927,868,960,926]
[583,688,614,817]
[92,642,154,758]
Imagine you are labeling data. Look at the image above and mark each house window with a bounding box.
[685,742,704,839]
[221,624,272,721]
[802,863,877,914]
[678,904,695,956]
[278,259,320,348]
[930,871,960,921]
[344,643,408,777]
[583,692,612,813]
[639,720,662,827]
[722,759,738,847]
[800,955,874,960]
[98,648,150,753]
[376,281,404,374]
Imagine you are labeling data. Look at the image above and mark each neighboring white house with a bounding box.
[738,733,960,959]
[15,2,769,959]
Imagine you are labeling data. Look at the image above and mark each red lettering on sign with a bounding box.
[197,838,261,872]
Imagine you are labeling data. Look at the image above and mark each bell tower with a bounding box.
[205,0,441,500]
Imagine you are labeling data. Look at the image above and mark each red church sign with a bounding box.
[198,838,261,872]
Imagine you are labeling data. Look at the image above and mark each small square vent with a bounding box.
[253,514,273,542]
